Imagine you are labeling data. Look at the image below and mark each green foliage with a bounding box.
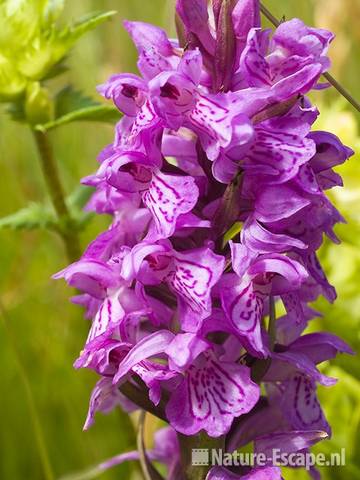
[39,86,120,131]
[66,186,95,231]
[223,221,242,248]
[0,202,57,231]
[55,86,99,118]
[0,2,359,480]
[0,0,115,113]
[39,104,120,132]
[0,186,93,232]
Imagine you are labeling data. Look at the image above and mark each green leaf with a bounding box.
[67,185,93,210]
[52,10,117,62]
[0,188,94,233]
[55,86,98,119]
[42,0,65,26]
[0,203,57,231]
[62,10,117,44]
[222,221,242,248]
[37,104,120,131]
[66,186,94,230]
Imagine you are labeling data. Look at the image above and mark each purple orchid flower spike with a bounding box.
[54,1,356,479]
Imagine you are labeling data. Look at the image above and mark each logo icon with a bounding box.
[192,449,210,466]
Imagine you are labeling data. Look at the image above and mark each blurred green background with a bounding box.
[0,1,359,479]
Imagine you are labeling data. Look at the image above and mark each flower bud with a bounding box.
[214,0,237,92]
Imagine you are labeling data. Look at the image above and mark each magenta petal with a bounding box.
[221,280,269,357]
[273,374,331,435]
[241,126,316,184]
[97,73,147,116]
[166,352,260,437]
[230,241,258,278]
[239,28,272,88]
[266,349,337,386]
[149,71,196,130]
[206,466,241,480]
[84,378,137,430]
[232,0,260,66]
[123,21,173,56]
[167,247,225,321]
[206,466,282,480]
[165,333,210,371]
[242,219,307,254]
[121,241,170,283]
[241,467,282,480]
[309,131,354,172]
[271,63,323,100]
[255,430,328,457]
[254,185,310,223]
[176,0,215,55]
[248,254,308,293]
[85,290,125,346]
[143,170,199,238]
[289,332,355,364]
[178,48,203,85]
[272,19,334,66]
[188,92,241,160]
[53,260,118,299]
[113,330,175,384]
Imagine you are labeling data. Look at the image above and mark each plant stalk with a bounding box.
[178,432,225,480]
[33,130,81,263]
[137,411,165,480]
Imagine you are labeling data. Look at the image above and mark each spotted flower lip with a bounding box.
[54,0,355,475]
[165,350,260,437]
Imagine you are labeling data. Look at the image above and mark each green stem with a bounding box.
[137,411,164,480]
[32,130,81,263]
[0,300,55,480]
[178,432,225,480]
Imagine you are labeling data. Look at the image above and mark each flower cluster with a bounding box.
[55,1,354,478]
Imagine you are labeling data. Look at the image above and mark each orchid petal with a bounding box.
[168,247,225,322]
[143,170,199,238]
[242,218,307,254]
[113,330,175,384]
[254,430,328,457]
[221,280,268,357]
[166,352,260,437]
